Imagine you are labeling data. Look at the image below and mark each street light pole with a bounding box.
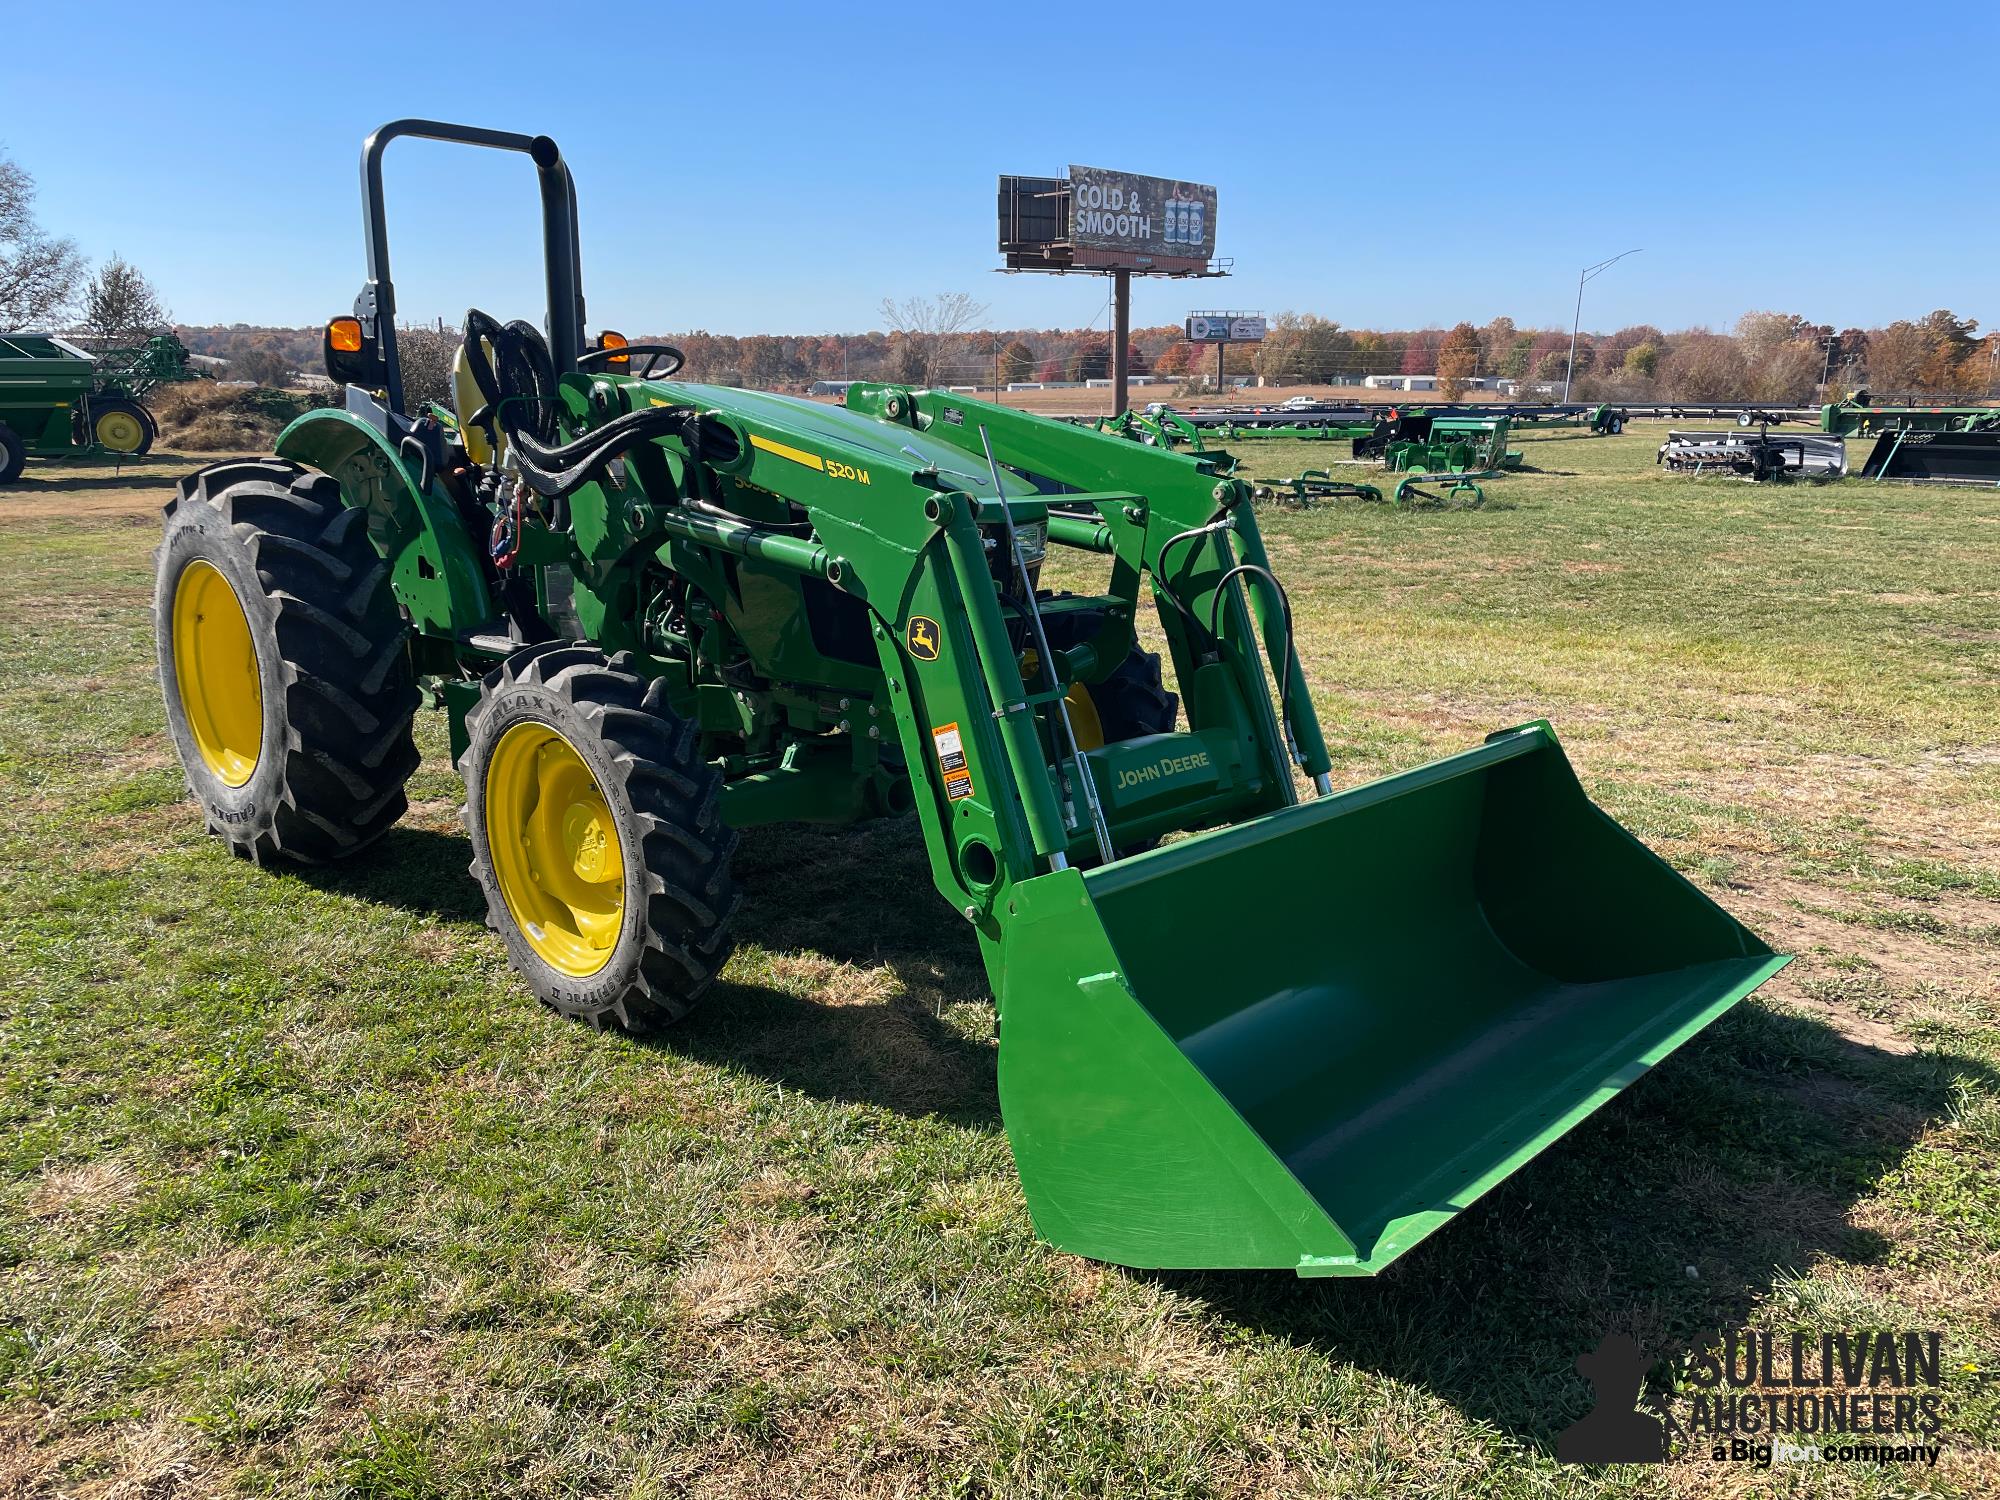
[1563,248,1642,402]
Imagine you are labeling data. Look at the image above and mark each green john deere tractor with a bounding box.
[153,121,1787,1277]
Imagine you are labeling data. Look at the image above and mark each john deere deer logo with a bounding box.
[906,617,941,661]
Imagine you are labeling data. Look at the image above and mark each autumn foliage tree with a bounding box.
[999,340,1036,385]
[1435,322,1480,400]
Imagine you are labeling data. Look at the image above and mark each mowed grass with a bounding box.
[2,430,1998,1497]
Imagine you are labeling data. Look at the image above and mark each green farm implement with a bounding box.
[1392,471,1488,507]
[0,330,190,483]
[88,332,200,402]
[1254,470,1384,507]
[1356,413,1520,475]
[1820,393,2000,437]
[1253,468,1485,509]
[1094,407,1375,452]
[1205,417,1375,444]
[153,121,1786,1277]
[1092,405,1217,454]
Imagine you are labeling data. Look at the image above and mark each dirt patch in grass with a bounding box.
[27,1159,140,1220]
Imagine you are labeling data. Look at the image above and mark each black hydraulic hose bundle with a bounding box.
[1154,493,1303,768]
[508,405,695,497]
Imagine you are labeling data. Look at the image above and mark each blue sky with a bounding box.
[5,1,1994,338]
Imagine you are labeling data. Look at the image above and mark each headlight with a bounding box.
[983,518,1048,568]
[1012,519,1048,567]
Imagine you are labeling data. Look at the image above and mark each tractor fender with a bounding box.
[274,406,495,635]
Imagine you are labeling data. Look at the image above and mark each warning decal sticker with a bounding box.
[932,722,975,802]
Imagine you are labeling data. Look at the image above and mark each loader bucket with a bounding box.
[995,722,1786,1277]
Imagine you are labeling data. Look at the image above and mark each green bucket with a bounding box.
[995,722,1787,1276]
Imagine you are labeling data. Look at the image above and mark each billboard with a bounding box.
[998,169,1218,275]
[1069,165,1216,271]
[1186,314,1266,343]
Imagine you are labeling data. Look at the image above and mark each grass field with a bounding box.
[2,426,1997,1497]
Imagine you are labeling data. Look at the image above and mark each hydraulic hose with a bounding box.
[1206,560,1299,765]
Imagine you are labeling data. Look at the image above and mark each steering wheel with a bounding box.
[576,343,685,380]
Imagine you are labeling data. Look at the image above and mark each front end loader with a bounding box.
[153,121,1786,1276]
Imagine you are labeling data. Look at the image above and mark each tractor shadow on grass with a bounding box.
[288,824,489,923]
[1157,1003,1995,1451]
[18,465,187,493]
[668,818,1002,1127]
[288,817,1003,1123]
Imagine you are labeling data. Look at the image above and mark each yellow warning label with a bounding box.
[933,721,974,802]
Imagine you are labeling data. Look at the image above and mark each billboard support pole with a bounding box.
[1215,339,1224,396]
[1112,268,1131,416]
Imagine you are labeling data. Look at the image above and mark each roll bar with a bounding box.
[352,119,586,414]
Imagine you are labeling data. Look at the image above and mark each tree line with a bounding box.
[11,141,1986,405]
[164,304,1998,409]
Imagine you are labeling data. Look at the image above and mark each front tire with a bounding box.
[155,458,420,861]
[463,643,740,1032]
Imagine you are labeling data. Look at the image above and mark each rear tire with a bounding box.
[87,395,156,456]
[1038,601,1179,747]
[0,423,24,485]
[463,643,740,1033]
[1081,644,1178,744]
[155,458,420,861]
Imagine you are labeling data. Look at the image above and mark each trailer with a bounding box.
[0,331,183,483]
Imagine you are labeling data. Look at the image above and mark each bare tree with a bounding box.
[878,292,988,386]
[0,154,85,327]
[395,325,463,411]
[226,347,291,387]
[80,256,170,343]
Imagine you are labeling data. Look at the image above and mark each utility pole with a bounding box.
[1111,268,1131,416]
[1564,248,1641,402]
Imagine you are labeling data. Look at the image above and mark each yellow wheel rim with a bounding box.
[1065,682,1105,751]
[1023,647,1106,751]
[172,560,263,787]
[95,409,145,453]
[485,722,626,977]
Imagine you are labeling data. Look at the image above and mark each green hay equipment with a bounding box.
[0,331,190,483]
[1359,413,1520,475]
[152,120,1787,1277]
[1254,470,1384,507]
[1391,471,1488,507]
